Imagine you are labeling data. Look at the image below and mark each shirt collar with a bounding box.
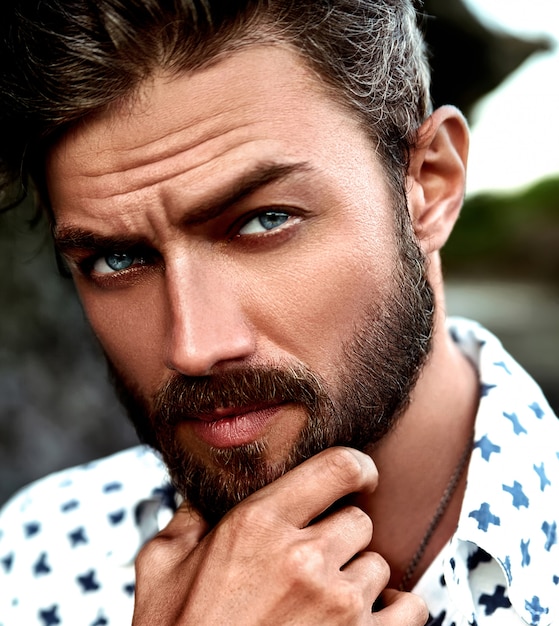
[449,317,559,625]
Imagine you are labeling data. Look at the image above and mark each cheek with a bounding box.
[76,280,167,391]
[243,228,396,375]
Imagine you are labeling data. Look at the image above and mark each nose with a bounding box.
[163,254,256,377]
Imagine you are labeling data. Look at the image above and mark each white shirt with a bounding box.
[417,319,559,625]
[1,318,558,625]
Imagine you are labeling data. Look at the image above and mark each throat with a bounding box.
[360,332,480,591]
[397,431,473,591]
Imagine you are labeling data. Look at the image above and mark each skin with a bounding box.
[47,45,477,623]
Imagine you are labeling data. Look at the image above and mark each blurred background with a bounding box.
[1,0,558,506]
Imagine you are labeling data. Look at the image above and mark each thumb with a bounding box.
[159,501,210,548]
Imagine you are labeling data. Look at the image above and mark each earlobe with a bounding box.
[407,105,469,254]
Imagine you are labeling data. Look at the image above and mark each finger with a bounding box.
[325,552,390,621]
[372,588,429,625]
[134,503,209,578]
[157,501,209,545]
[308,504,373,567]
[343,550,390,598]
[248,446,379,528]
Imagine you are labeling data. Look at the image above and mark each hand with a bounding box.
[132,447,428,625]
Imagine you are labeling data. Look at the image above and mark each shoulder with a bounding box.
[0,445,170,536]
[447,318,559,625]
[0,446,172,626]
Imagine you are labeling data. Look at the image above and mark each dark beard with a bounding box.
[108,212,434,527]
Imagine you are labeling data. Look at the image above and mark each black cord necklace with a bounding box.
[399,432,474,592]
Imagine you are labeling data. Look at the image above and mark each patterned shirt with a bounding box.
[0,318,557,625]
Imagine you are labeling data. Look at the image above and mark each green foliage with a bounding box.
[443,175,559,283]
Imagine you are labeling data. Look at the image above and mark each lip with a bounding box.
[185,403,284,448]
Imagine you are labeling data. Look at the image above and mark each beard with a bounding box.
[108,207,435,527]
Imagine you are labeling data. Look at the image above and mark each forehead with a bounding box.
[46,44,388,227]
[51,45,363,160]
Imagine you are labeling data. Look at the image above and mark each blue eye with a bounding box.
[239,211,290,235]
[93,251,138,275]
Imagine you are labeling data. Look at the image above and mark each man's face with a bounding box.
[47,45,433,524]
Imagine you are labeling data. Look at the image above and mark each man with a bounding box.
[0,1,557,624]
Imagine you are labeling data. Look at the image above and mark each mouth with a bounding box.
[184,403,286,448]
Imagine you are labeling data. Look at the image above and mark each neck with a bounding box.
[358,304,479,589]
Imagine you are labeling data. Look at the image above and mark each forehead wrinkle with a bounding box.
[72,115,254,181]
[51,45,354,200]
[54,156,311,242]
[97,100,250,162]
[100,44,327,165]
[73,127,262,200]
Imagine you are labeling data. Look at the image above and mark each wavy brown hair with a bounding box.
[0,0,431,215]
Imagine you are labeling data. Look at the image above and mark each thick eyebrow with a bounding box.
[179,160,311,227]
[54,160,311,255]
[54,230,148,257]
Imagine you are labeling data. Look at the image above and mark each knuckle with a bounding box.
[212,498,280,553]
[227,498,275,532]
[134,543,155,575]
[134,533,175,571]
[374,589,429,625]
[352,507,374,543]
[402,592,430,625]
[350,504,373,530]
[335,583,366,615]
[322,581,366,619]
[324,447,365,490]
[335,505,373,545]
[283,541,326,583]
[370,551,391,585]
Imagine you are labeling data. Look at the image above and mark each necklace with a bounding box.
[399,432,474,592]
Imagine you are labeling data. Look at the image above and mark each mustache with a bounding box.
[152,365,329,428]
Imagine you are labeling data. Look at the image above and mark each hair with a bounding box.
[0,0,431,215]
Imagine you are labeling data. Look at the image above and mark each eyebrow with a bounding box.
[54,160,311,255]
[179,160,311,226]
[54,229,148,257]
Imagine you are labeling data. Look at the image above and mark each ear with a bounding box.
[407,105,469,254]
